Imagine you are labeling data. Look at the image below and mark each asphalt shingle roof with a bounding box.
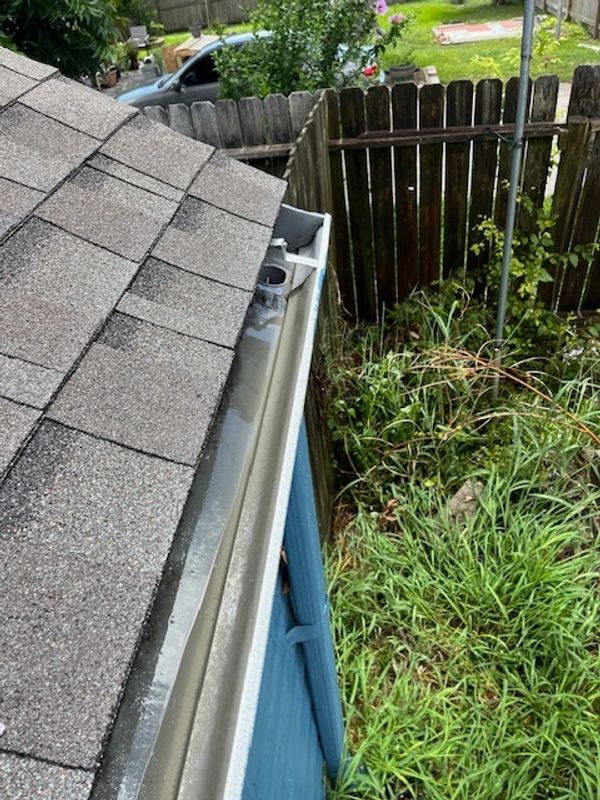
[0,45,287,796]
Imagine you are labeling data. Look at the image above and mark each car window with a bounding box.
[181,53,218,87]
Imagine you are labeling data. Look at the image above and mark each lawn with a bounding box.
[382,0,600,82]
[326,282,600,798]
[163,22,251,48]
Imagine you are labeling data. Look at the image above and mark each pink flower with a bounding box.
[362,64,379,77]
[389,12,406,25]
[375,0,388,15]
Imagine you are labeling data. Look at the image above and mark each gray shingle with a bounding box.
[0,352,63,408]
[0,753,93,800]
[0,177,43,237]
[100,113,213,189]
[89,154,184,202]
[36,166,177,261]
[117,257,251,348]
[0,397,39,473]
[49,314,233,464]
[0,218,138,371]
[19,75,135,139]
[152,197,272,291]
[0,46,57,80]
[0,421,193,767]
[0,104,97,192]
[0,65,37,107]
[189,152,286,226]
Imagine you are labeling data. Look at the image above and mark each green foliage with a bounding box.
[471,197,598,344]
[380,0,600,83]
[213,0,409,99]
[0,0,119,79]
[325,273,600,798]
[470,18,581,78]
[113,0,163,37]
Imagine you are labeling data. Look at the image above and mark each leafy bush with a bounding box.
[214,0,408,99]
[0,0,119,79]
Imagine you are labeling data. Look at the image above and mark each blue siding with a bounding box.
[242,570,326,800]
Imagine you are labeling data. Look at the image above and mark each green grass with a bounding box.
[382,0,600,82]
[162,22,252,48]
[326,288,600,798]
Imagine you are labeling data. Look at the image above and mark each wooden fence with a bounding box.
[153,0,256,32]
[285,66,600,323]
[143,91,315,176]
[536,0,600,37]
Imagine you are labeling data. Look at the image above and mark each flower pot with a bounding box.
[101,67,119,88]
[190,24,203,38]
[385,62,417,84]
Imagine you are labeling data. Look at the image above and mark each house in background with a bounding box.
[0,47,343,800]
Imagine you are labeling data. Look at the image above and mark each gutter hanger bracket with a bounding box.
[285,598,329,646]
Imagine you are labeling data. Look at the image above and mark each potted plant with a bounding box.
[126,40,140,70]
[373,10,417,84]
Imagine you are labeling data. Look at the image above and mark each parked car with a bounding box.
[116,32,269,109]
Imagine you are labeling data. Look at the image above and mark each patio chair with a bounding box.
[129,25,150,49]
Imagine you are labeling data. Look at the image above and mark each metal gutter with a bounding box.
[91,206,335,800]
[177,212,332,800]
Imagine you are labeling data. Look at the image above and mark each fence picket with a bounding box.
[419,84,445,286]
[324,90,354,318]
[190,101,222,147]
[443,80,474,277]
[366,86,395,311]
[167,103,194,139]
[264,94,293,144]
[215,99,245,148]
[545,118,591,307]
[519,75,559,231]
[393,82,418,299]
[565,132,600,309]
[495,77,526,228]
[467,79,502,273]
[340,88,376,320]
[290,92,316,138]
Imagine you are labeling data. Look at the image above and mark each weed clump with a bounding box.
[327,284,600,799]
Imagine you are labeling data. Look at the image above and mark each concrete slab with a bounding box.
[49,313,233,465]
[434,18,522,45]
[0,421,193,767]
[0,218,138,371]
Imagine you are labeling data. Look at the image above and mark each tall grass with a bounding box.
[327,288,600,799]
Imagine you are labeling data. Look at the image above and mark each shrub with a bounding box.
[214,0,408,99]
[0,0,119,80]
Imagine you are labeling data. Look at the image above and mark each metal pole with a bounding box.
[556,0,564,38]
[493,0,536,398]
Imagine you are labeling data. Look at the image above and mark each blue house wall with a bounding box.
[242,421,343,800]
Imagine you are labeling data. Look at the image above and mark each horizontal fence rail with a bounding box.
[284,66,600,322]
[143,91,316,176]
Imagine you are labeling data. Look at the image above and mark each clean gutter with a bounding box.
[91,206,332,800]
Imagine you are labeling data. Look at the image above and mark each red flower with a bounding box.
[362,64,379,78]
